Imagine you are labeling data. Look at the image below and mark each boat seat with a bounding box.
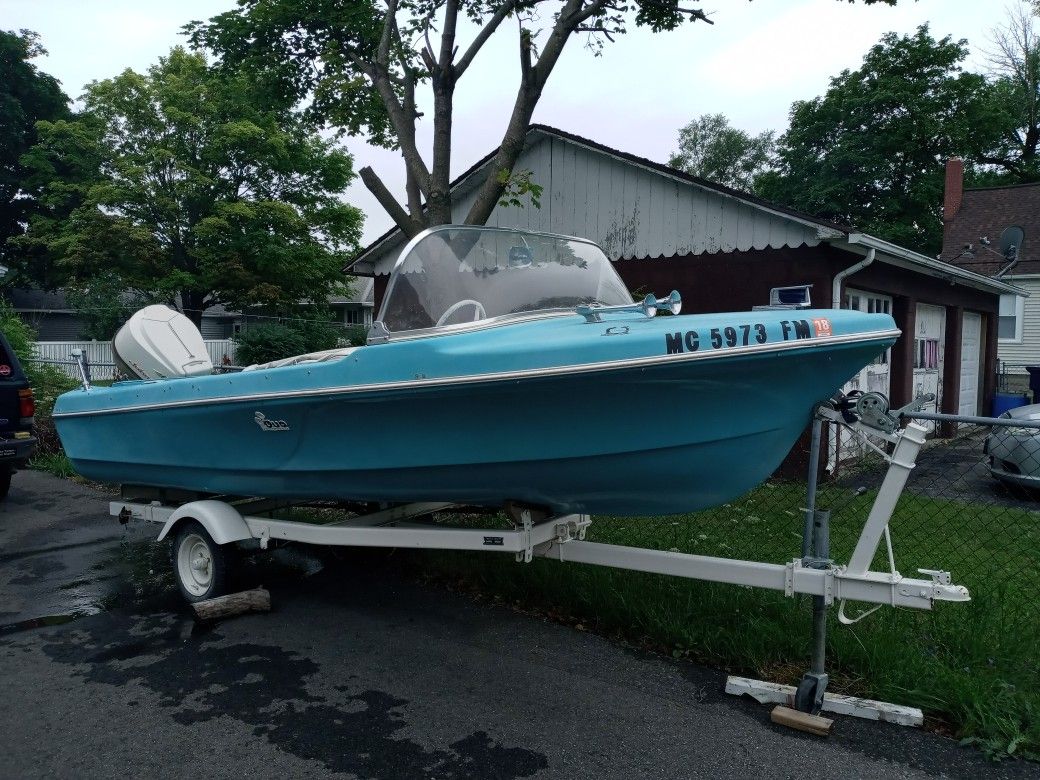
[242,347,359,372]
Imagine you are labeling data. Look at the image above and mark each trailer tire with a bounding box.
[171,520,227,603]
[0,466,11,501]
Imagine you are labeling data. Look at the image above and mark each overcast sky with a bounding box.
[2,0,1013,242]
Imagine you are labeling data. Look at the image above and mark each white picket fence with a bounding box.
[31,340,236,381]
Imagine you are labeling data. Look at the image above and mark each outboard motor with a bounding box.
[112,305,213,380]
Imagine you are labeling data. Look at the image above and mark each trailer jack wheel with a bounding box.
[171,520,227,603]
[794,672,829,715]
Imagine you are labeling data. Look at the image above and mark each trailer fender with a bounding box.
[156,500,253,545]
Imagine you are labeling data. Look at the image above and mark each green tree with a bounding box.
[0,30,69,273]
[758,25,998,254]
[64,272,154,341]
[668,114,775,191]
[189,0,895,238]
[16,48,363,327]
[977,3,1040,182]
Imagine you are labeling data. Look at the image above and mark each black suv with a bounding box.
[0,330,36,499]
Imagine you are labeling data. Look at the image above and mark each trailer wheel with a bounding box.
[0,466,11,501]
[171,520,227,603]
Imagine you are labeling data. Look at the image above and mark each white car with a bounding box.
[986,403,1040,489]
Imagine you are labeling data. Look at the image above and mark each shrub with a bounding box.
[294,315,341,353]
[0,297,36,364]
[233,308,359,365]
[0,298,78,457]
[233,323,307,366]
[28,363,78,456]
[343,325,368,347]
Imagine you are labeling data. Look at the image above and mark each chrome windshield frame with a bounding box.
[371,224,622,344]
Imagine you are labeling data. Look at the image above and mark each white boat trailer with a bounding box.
[111,391,968,724]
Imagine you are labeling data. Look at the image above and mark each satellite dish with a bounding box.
[993,225,1026,278]
[1000,225,1025,261]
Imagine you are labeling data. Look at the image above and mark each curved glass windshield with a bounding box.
[378,226,633,334]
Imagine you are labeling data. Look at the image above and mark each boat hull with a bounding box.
[55,309,897,515]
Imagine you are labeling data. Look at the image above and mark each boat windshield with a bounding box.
[377,226,632,334]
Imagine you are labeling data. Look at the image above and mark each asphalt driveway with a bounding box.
[1,470,1036,779]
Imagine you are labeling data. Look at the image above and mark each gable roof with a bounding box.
[348,124,851,272]
[942,182,1040,276]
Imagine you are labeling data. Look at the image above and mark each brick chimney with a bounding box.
[943,157,963,222]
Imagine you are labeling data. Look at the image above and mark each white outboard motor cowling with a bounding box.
[113,305,213,380]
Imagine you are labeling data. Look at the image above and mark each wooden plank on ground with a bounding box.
[193,587,270,622]
[770,706,833,736]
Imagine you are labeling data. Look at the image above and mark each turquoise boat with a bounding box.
[54,226,898,515]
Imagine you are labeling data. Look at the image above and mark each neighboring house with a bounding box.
[349,125,1021,419]
[941,159,1040,395]
[329,277,376,327]
[4,278,374,341]
[5,288,86,340]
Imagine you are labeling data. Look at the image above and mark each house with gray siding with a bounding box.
[350,125,1023,420]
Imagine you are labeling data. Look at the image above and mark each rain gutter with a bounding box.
[832,248,876,309]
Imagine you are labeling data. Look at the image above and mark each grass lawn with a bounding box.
[409,479,1040,761]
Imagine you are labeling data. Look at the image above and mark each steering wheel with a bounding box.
[436,299,487,326]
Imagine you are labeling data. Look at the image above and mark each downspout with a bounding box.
[832,248,876,308]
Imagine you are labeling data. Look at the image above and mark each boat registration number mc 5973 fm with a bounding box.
[664,318,832,355]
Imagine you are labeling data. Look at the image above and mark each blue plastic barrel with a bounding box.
[992,391,1030,417]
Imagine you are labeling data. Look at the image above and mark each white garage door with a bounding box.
[959,312,982,417]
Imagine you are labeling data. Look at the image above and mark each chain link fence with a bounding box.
[619,413,1040,628]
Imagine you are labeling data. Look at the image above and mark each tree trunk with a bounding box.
[181,290,207,329]
[427,80,455,225]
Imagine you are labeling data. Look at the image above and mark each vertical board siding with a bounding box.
[752,210,771,251]
[531,138,552,232]
[689,188,707,255]
[634,170,653,257]
[660,181,678,256]
[621,165,638,258]
[734,204,753,252]
[573,144,590,239]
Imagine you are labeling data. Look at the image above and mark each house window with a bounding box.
[345,308,362,325]
[998,294,1023,342]
[846,289,892,365]
[914,338,940,370]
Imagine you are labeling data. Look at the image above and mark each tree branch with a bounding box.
[358,53,432,196]
[439,0,459,71]
[636,0,713,24]
[359,165,422,238]
[377,0,401,66]
[576,25,616,42]
[405,165,424,218]
[455,0,519,79]
[465,0,593,226]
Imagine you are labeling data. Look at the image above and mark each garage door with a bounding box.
[959,312,982,416]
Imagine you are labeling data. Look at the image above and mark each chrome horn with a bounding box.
[577,290,682,323]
